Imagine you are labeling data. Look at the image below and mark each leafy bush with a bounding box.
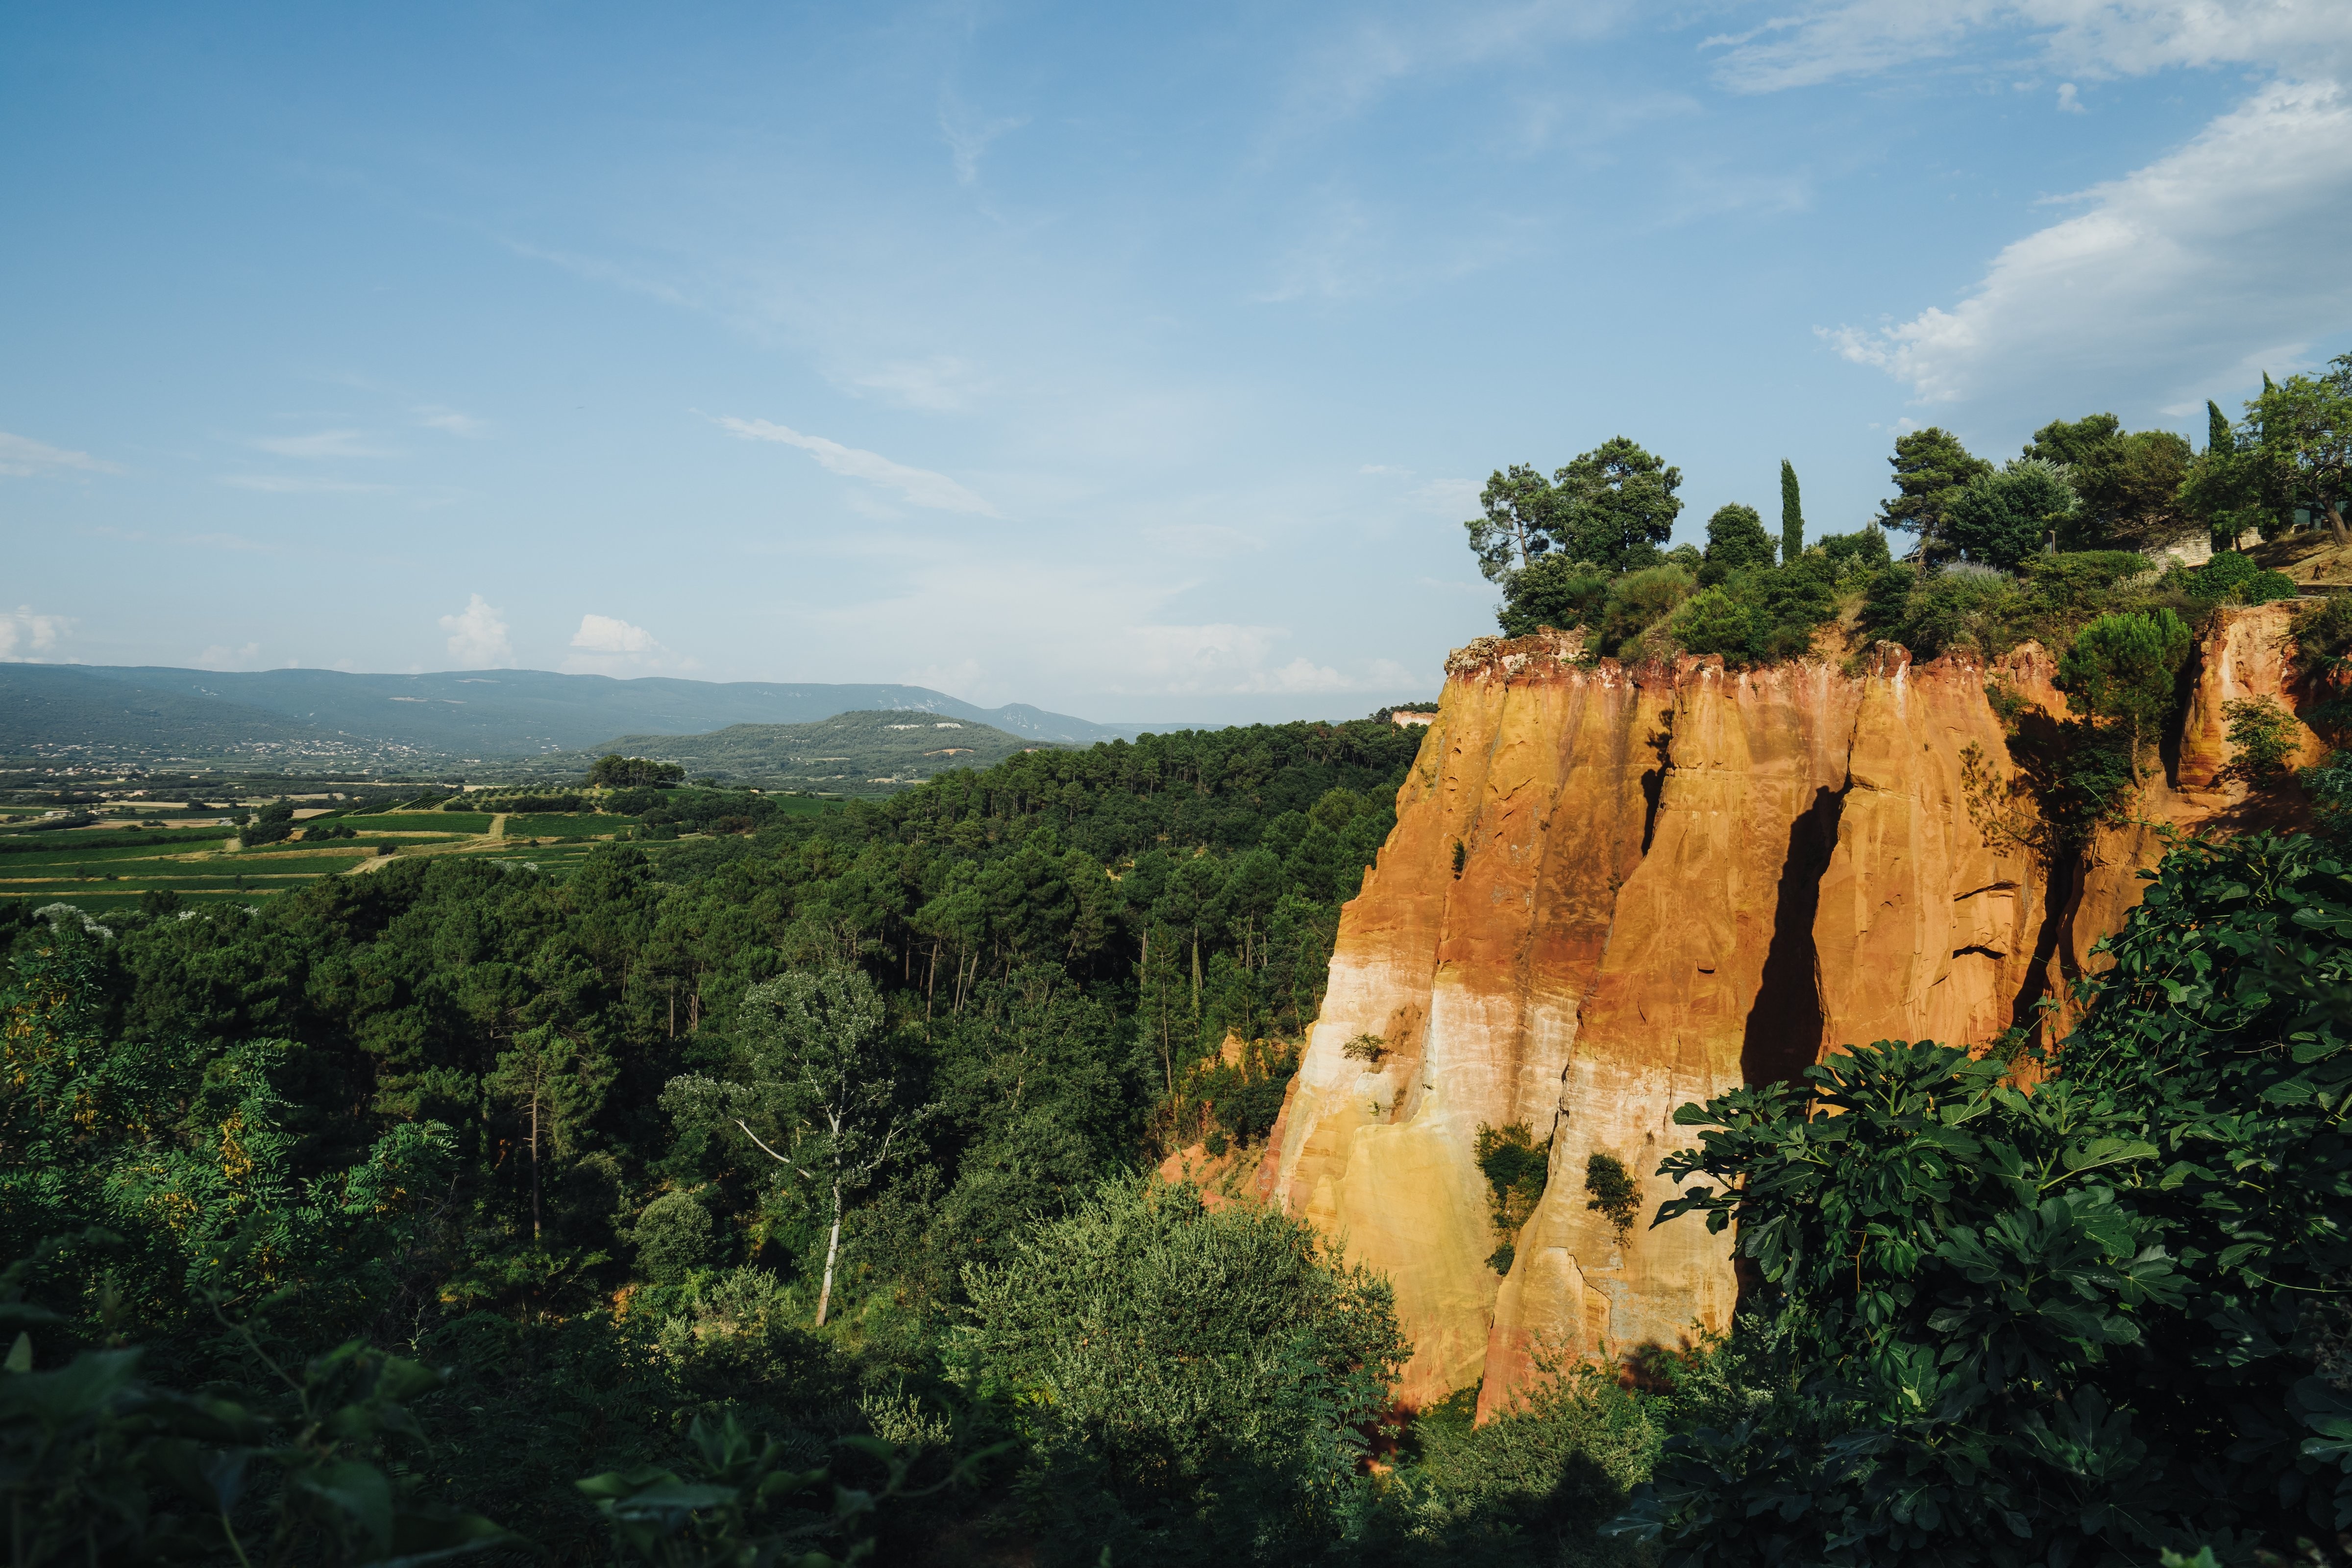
[1499,556,1613,637]
[1814,526,1891,582]
[959,1175,1406,1565]
[1474,1122,1550,1254]
[631,1189,717,1283]
[1582,1152,1641,1243]
[2184,549,2297,607]
[1619,831,2352,1565]
[2218,695,2298,788]
[1869,562,2026,657]
[1596,565,1696,656]
[1397,1361,1663,1564]
[1671,586,1756,662]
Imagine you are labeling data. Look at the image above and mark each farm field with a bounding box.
[502,812,630,839]
[346,812,496,833]
[0,807,664,913]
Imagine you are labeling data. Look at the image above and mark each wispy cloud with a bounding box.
[0,432,116,478]
[440,594,514,666]
[217,474,392,494]
[415,406,490,438]
[849,356,991,412]
[1276,1,1633,135]
[714,416,999,515]
[938,97,1027,185]
[1822,77,2352,408]
[252,428,396,459]
[0,609,72,661]
[1705,0,2352,93]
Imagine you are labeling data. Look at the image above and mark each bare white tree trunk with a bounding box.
[816,1180,843,1327]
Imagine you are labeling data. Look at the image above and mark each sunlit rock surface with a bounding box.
[1258,604,2322,1415]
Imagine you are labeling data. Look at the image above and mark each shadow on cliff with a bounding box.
[1740,784,1844,1088]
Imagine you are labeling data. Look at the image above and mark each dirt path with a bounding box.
[489,813,508,840]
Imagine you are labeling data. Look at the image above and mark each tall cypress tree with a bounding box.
[2206,399,2233,457]
[1779,460,1804,564]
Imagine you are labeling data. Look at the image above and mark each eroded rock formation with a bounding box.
[1258,603,2324,1415]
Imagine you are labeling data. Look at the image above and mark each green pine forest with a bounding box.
[7,362,2352,1567]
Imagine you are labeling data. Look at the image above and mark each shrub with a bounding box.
[1474,1121,1549,1240]
[1672,586,1759,663]
[2016,549,2151,617]
[2218,695,2298,788]
[1596,565,1695,656]
[959,1175,1406,1565]
[1815,526,1891,582]
[1582,1152,1641,1243]
[1881,564,2027,658]
[631,1190,716,1283]
[1403,1360,1663,1561]
[1498,555,1612,637]
[2188,550,2297,607]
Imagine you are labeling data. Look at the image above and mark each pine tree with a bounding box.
[2207,399,2233,457]
[1779,460,1805,564]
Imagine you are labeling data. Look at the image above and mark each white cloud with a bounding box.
[440,594,515,667]
[1822,77,2352,408]
[1360,464,1414,475]
[714,416,999,515]
[252,429,396,459]
[562,612,693,674]
[848,357,990,412]
[570,613,660,655]
[1705,0,2352,93]
[194,642,264,671]
[416,406,490,438]
[0,432,114,478]
[2056,80,2086,112]
[0,609,71,661]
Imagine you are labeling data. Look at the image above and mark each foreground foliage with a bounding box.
[1621,831,2352,1565]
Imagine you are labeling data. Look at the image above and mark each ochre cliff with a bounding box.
[1259,602,2326,1416]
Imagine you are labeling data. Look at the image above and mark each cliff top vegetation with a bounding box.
[1465,360,2348,672]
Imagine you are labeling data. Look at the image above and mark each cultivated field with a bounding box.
[0,809,639,911]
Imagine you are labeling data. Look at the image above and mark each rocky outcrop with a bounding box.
[1262,603,2324,1415]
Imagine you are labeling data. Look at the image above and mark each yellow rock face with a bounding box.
[1261,605,2320,1416]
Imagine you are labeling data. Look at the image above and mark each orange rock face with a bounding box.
[1262,605,2323,1416]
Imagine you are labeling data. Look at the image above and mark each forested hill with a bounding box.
[0,716,1424,1560]
[0,662,1183,764]
[554,709,1053,791]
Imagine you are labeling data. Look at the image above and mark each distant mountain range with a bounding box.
[0,663,1205,773]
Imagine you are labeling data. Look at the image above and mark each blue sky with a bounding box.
[6,2,2351,723]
